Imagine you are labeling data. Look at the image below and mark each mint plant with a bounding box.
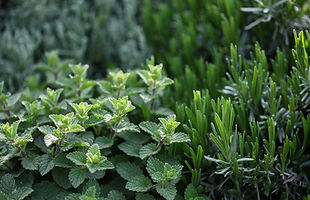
[67,144,114,174]
[0,82,21,119]
[70,102,93,125]
[101,96,139,138]
[139,115,190,159]
[39,88,66,113]
[97,70,131,98]
[138,62,173,110]
[119,157,183,200]
[21,100,43,121]
[38,113,85,153]
[0,174,33,200]
[61,64,96,99]
[0,121,34,158]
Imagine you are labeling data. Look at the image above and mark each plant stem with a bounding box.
[55,140,62,154]
[110,121,120,139]
[15,145,26,157]
[77,82,81,97]
[150,81,156,110]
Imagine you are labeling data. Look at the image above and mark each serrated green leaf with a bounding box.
[21,155,39,170]
[87,144,100,156]
[67,152,87,166]
[115,121,140,133]
[139,121,159,136]
[38,154,55,176]
[137,70,151,86]
[69,167,88,188]
[84,115,104,128]
[0,145,18,166]
[19,126,35,139]
[38,125,56,135]
[0,174,15,195]
[86,160,114,173]
[139,143,161,159]
[118,142,142,158]
[69,124,85,133]
[170,132,190,143]
[158,77,174,87]
[66,131,94,147]
[94,136,113,149]
[116,162,143,181]
[125,175,152,192]
[156,182,177,200]
[10,186,33,200]
[146,157,164,179]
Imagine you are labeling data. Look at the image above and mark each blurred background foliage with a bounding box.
[0,0,150,90]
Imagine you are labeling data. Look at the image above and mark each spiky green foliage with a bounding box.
[175,31,310,199]
[142,0,310,104]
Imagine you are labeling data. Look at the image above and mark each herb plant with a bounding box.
[0,1,309,199]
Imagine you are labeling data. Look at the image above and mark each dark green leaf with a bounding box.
[69,167,88,188]
[116,162,143,181]
[139,143,161,159]
[125,175,152,192]
[156,182,177,200]
[118,142,142,158]
[38,154,55,176]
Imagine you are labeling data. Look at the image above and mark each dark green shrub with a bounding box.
[175,30,310,199]
[142,0,310,103]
